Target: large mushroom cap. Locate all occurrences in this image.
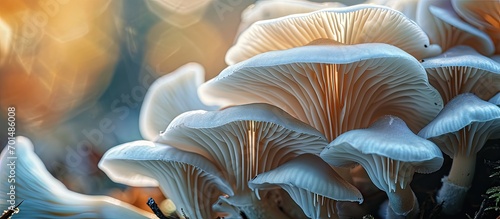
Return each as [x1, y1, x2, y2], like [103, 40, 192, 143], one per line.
[249, 154, 362, 219]
[226, 4, 440, 65]
[139, 62, 217, 140]
[99, 140, 232, 219]
[202, 43, 443, 141]
[157, 103, 327, 200]
[422, 45, 500, 103]
[0, 136, 154, 218]
[321, 115, 443, 192]
[418, 93, 500, 157]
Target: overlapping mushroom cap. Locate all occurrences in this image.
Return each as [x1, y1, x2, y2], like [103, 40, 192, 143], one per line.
[157, 103, 327, 217]
[201, 43, 443, 141]
[226, 4, 440, 65]
[321, 115, 443, 216]
[0, 136, 154, 218]
[416, 0, 494, 55]
[422, 45, 500, 103]
[249, 154, 363, 219]
[99, 140, 232, 219]
[139, 62, 217, 140]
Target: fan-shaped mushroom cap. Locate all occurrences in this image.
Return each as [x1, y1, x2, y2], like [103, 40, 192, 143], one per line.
[99, 140, 232, 219]
[139, 62, 217, 140]
[202, 43, 443, 141]
[490, 93, 500, 105]
[237, 0, 344, 34]
[157, 103, 327, 217]
[416, 0, 494, 55]
[226, 4, 440, 65]
[422, 46, 500, 103]
[0, 136, 154, 218]
[418, 93, 500, 158]
[249, 154, 362, 219]
[451, 0, 500, 53]
[321, 115, 443, 216]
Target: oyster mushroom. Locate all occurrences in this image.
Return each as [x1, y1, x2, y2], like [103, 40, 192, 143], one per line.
[422, 45, 500, 103]
[321, 116, 443, 217]
[139, 62, 217, 140]
[248, 154, 363, 219]
[0, 136, 154, 218]
[157, 103, 328, 218]
[418, 93, 500, 215]
[99, 140, 232, 218]
[226, 4, 441, 65]
[416, 0, 494, 55]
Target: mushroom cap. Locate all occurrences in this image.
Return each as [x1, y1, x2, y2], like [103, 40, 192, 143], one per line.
[422, 46, 500, 103]
[99, 140, 233, 219]
[321, 115, 443, 192]
[237, 0, 344, 35]
[249, 154, 362, 218]
[226, 4, 440, 65]
[418, 93, 500, 157]
[366, 0, 420, 21]
[416, 0, 494, 55]
[490, 93, 500, 105]
[202, 43, 443, 141]
[451, 0, 500, 53]
[139, 62, 217, 140]
[0, 136, 154, 218]
[157, 103, 327, 202]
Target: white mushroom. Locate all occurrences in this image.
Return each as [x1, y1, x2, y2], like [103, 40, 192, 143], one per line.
[157, 103, 328, 218]
[0, 136, 154, 218]
[422, 45, 500, 103]
[418, 93, 500, 215]
[226, 4, 441, 65]
[139, 62, 217, 140]
[416, 0, 494, 55]
[321, 116, 443, 217]
[98, 140, 233, 219]
[248, 154, 363, 219]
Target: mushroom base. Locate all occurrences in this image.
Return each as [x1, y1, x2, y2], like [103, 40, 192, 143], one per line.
[386, 186, 418, 216]
[436, 176, 470, 215]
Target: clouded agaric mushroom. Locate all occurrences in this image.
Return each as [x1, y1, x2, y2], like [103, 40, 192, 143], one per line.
[418, 93, 500, 215]
[451, 0, 500, 53]
[416, 0, 494, 55]
[422, 45, 500, 103]
[237, 0, 344, 35]
[321, 116, 443, 217]
[157, 103, 327, 218]
[248, 154, 363, 219]
[201, 43, 443, 142]
[0, 137, 153, 218]
[139, 62, 217, 140]
[225, 4, 440, 65]
[98, 140, 232, 218]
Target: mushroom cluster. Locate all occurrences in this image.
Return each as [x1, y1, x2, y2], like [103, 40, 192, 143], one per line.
[98, 1, 500, 218]
[4, 0, 500, 218]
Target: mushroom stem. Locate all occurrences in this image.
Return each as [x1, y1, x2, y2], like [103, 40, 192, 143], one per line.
[386, 186, 419, 216]
[436, 154, 476, 215]
[448, 154, 476, 187]
[238, 193, 291, 219]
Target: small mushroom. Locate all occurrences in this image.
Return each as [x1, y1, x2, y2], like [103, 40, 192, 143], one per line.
[157, 103, 327, 218]
[139, 62, 217, 140]
[321, 115, 443, 217]
[418, 93, 500, 215]
[98, 140, 233, 219]
[248, 154, 363, 219]
[0, 136, 154, 218]
[422, 45, 500, 103]
[226, 4, 440, 65]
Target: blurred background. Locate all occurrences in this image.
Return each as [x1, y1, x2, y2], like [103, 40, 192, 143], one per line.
[0, 0, 365, 213]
